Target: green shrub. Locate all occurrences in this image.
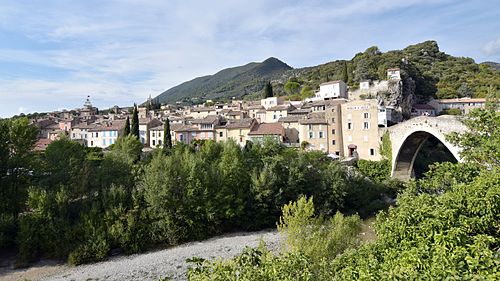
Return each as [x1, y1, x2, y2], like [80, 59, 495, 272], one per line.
[0, 213, 16, 248]
[68, 231, 110, 265]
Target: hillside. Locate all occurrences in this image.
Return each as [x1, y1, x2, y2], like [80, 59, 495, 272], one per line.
[155, 57, 292, 103]
[154, 41, 500, 104]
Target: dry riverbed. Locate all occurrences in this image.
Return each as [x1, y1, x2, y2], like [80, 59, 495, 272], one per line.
[0, 230, 280, 281]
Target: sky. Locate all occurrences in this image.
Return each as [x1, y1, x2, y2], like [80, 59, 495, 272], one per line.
[0, 0, 499, 117]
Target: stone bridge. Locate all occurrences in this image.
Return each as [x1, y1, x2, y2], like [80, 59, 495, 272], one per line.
[386, 115, 467, 181]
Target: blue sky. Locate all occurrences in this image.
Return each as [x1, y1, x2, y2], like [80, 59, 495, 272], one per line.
[0, 0, 499, 117]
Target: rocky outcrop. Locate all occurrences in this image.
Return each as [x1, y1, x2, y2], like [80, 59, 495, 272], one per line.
[376, 77, 415, 121]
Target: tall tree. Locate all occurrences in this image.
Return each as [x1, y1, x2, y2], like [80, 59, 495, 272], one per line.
[123, 116, 130, 136]
[262, 81, 273, 99]
[131, 104, 140, 139]
[342, 61, 349, 83]
[163, 118, 172, 150]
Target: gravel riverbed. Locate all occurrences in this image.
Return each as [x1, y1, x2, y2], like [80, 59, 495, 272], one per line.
[36, 230, 280, 281]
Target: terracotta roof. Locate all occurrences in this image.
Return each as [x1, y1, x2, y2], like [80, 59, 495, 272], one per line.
[174, 125, 198, 132]
[191, 107, 215, 112]
[299, 118, 328, 125]
[278, 116, 304, 122]
[227, 110, 243, 116]
[268, 105, 294, 111]
[288, 108, 311, 115]
[248, 105, 264, 110]
[248, 123, 284, 136]
[89, 120, 126, 132]
[191, 115, 220, 124]
[34, 138, 54, 151]
[225, 118, 256, 129]
[219, 109, 232, 114]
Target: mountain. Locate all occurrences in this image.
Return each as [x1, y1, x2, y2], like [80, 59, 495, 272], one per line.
[154, 41, 500, 104]
[155, 57, 292, 103]
[481, 61, 500, 70]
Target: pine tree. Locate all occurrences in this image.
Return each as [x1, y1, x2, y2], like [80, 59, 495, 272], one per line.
[124, 116, 130, 136]
[131, 104, 140, 139]
[262, 81, 273, 98]
[163, 118, 172, 150]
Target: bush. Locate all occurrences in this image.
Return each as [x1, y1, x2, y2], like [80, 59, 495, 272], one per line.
[356, 159, 390, 183]
[0, 213, 16, 248]
[68, 231, 110, 265]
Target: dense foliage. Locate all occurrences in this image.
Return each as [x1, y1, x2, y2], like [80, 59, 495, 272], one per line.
[0, 122, 393, 266]
[186, 106, 500, 280]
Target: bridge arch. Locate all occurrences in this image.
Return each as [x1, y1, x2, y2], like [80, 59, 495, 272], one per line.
[388, 116, 466, 181]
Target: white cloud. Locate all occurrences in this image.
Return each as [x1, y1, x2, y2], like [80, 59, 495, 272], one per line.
[483, 38, 500, 57]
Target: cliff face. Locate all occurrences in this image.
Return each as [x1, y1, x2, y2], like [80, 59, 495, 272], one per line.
[377, 77, 415, 121]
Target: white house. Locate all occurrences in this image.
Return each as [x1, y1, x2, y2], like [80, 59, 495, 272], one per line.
[311, 81, 348, 100]
[87, 120, 125, 148]
[387, 68, 401, 80]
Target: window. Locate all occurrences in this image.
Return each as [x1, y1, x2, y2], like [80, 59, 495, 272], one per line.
[152, 140, 156, 146]
[332, 140, 336, 145]
[159, 132, 161, 137]
[363, 122, 369, 130]
[331, 129, 336, 135]
[347, 122, 353, 130]
[309, 132, 314, 139]
[84, 134, 87, 139]
[72, 133, 75, 138]
[319, 131, 324, 138]
[308, 124, 313, 130]
[219, 132, 223, 137]
[370, 148, 375, 156]
[335, 151, 340, 156]
[96, 132, 98, 137]
[179, 134, 184, 141]
[102, 139, 106, 146]
[331, 118, 335, 123]
[240, 137, 243, 142]
[152, 132, 155, 137]
[273, 114, 277, 120]
[363, 112, 369, 119]
[159, 140, 162, 145]
[90, 141, 93, 146]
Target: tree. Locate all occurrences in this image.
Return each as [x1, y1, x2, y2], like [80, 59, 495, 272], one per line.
[447, 99, 499, 167]
[163, 118, 172, 150]
[300, 86, 314, 99]
[108, 135, 143, 165]
[131, 104, 140, 139]
[123, 116, 130, 136]
[262, 81, 273, 98]
[284, 80, 300, 96]
[341, 61, 348, 83]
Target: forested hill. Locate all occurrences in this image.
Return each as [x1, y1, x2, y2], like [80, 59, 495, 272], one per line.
[155, 57, 292, 103]
[154, 41, 500, 104]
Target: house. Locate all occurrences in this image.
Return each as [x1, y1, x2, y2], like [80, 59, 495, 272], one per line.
[149, 123, 182, 147]
[33, 138, 54, 152]
[261, 96, 285, 109]
[428, 97, 486, 115]
[88, 120, 126, 148]
[299, 113, 329, 152]
[311, 80, 348, 100]
[247, 105, 264, 119]
[387, 68, 401, 80]
[248, 123, 285, 143]
[189, 107, 217, 119]
[70, 122, 96, 146]
[139, 118, 162, 145]
[411, 104, 436, 117]
[341, 100, 381, 160]
[215, 118, 258, 146]
[265, 104, 294, 123]
[174, 115, 221, 144]
[279, 115, 304, 145]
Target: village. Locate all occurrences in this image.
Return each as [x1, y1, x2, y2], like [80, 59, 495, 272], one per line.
[31, 68, 486, 161]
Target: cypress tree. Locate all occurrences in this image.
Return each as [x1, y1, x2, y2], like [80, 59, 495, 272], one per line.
[131, 104, 140, 139]
[342, 61, 349, 83]
[262, 81, 273, 98]
[163, 118, 172, 150]
[124, 116, 130, 136]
